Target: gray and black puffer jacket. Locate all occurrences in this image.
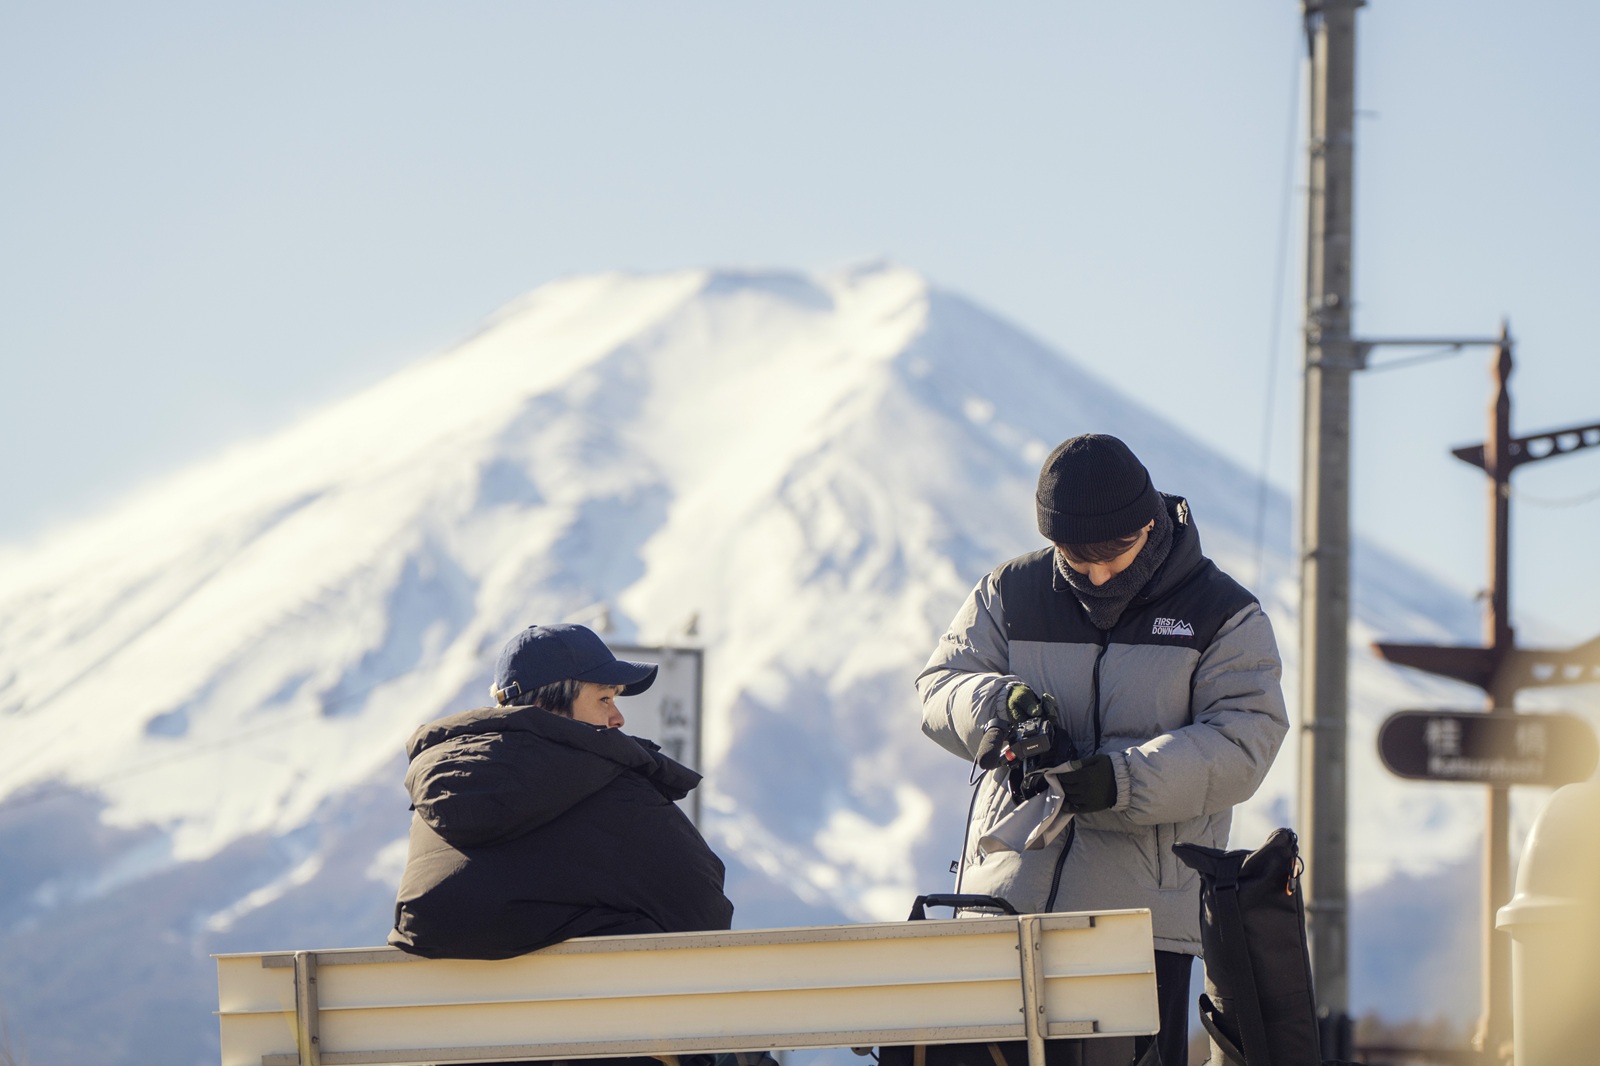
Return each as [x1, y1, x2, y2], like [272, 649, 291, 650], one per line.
[388, 704, 733, 959]
[917, 496, 1288, 955]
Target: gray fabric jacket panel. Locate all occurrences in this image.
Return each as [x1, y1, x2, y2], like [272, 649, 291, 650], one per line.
[917, 496, 1288, 954]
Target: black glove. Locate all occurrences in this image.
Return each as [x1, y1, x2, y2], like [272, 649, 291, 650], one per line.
[1006, 682, 1057, 722]
[1055, 754, 1117, 813]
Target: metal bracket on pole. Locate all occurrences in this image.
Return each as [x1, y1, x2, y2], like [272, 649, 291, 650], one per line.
[1307, 336, 1501, 373]
[1354, 336, 1503, 350]
[1352, 336, 1504, 374]
[292, 950, 322, 1066]
[1016, 917, 1047, 1066]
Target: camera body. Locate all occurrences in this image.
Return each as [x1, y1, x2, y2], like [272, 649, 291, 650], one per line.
[990, 684, 1072, 803]
[1003, 705, 1063, 803]
[1007, 715, 1055, 760]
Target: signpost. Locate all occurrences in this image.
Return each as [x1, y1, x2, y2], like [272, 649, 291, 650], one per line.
[1377, 710, 1598, 788]
[611, 644, 704, 824]
[1370, 338, 1600, 1061]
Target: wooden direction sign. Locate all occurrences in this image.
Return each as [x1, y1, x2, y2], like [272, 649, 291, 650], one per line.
[1378, 710, 1598, 787]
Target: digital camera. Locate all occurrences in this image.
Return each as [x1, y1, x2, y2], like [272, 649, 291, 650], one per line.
[1007, 715, 1055, 761]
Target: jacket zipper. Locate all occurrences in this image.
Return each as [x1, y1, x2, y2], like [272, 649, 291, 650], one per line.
[1089, 628, 1111, 755]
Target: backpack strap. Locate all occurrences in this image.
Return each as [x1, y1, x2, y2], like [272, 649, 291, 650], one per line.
[1209, 863, 1273, 1066]
[1197, 993, 1245, 1065]
[906, 894, 1019, 920]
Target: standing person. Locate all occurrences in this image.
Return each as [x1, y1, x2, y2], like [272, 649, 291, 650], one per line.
[917, 434, 1288, 1066]
[390, 623, 733, 960]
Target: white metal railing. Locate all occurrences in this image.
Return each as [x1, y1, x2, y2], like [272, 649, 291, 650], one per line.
[215, 909, 1158, 1066]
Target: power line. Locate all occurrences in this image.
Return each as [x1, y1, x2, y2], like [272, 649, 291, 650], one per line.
[1252, 34, 1306, 591]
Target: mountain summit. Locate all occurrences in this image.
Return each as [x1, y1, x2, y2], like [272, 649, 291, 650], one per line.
[0, 264, 1490, 1063]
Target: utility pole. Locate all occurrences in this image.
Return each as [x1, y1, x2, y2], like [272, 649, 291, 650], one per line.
[1481, 327, 1516, 1062]
[1298, 0, 1360, 1040]
[1296, 5, 1499, 1042]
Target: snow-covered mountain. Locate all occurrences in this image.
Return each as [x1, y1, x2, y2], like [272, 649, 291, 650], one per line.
[0, 264, 1535, 1063]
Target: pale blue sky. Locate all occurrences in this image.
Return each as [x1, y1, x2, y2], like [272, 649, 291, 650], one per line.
[4, 1, 1599, 649]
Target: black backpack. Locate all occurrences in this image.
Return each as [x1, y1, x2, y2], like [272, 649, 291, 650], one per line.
[1173, 829, 1358, 1066]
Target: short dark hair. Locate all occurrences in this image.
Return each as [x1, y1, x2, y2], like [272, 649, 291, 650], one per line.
[510, 677, 583, 716]
[1058, 530, 1145, 565]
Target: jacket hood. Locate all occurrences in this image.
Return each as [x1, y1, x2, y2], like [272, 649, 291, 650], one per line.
[403, 705, 702, 848]
[1136, 494, 1207, 603]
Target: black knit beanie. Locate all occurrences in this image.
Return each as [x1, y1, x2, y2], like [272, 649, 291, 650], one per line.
[1035, 434, 1162, 544]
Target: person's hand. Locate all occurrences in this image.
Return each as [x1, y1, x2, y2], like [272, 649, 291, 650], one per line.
[1056, 754, 1117, 812]
[1006, 683, 1058, 722]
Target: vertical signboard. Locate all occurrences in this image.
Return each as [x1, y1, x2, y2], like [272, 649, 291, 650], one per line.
[611, 644, 704, 824]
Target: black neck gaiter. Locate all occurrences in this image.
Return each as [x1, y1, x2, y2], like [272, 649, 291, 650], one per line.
[1057, 505, 1174, 630]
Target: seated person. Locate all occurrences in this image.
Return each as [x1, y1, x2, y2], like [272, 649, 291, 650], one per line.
[389, 623, 734, 959]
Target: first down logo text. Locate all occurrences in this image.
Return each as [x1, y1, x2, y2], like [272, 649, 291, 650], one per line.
[1152, 617, 1194, 638]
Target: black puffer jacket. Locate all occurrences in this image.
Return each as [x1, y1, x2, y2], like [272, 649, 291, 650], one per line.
[388, 704, 733, 959]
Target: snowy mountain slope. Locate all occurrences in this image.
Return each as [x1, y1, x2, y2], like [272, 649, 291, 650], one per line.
[0, 263, 1553, 1064]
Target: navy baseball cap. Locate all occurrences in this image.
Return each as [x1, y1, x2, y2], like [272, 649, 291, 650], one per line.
[491, 624, 658, 706]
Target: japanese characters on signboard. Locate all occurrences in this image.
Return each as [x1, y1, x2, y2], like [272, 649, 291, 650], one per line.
[1378, 710, 1598, 787]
